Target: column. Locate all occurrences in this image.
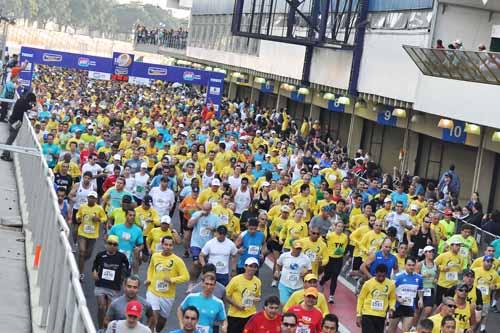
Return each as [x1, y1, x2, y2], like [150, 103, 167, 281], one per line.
[346, 104, 364, 156]
[309, 104, 321, 122]
[228, 81, 237, 100]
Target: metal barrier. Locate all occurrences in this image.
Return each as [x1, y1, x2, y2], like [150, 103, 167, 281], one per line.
[13, 114, 96, 333]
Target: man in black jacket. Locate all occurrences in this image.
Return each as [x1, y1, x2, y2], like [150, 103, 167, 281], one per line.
[1, 92, 36, 161]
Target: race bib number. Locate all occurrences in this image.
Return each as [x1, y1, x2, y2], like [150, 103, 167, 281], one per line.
[445, 271, 458, 281]
[296, 325, 311, 333]
[215, 261, 227, 271]
[101, 269, 116, 281]
[371, 299, 384, 311]
[121, 232, 131, 241]
[220, 215, 229, 224]
[242, 295, 254, 307]
[459, 247, 469, 257]
[288, 272, 299, 282]
[196, 325, 210, 333]
[478, 284, 489, 296]
[156, 280, 169, 292]
[248, 245, 260, 255]
[83, 224, 95, 234]
[424, 288, 432, 297]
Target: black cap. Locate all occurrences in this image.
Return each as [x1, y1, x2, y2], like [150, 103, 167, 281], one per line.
[143, 195, 153, 206]
[122, 195, 132, 203]
[463, 269, 475, 277]
[216, 225, 228, 234]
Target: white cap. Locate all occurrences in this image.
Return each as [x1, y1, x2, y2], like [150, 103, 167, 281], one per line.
[313, 164, 320, 169]
[277, 165, 284, 170]
[423, 245, 434, 253]
[160, 215, 171, 224]
[88, 125, 94, 130]
[113, 154, 121, 161]
[256, 130, 262, 134]
[410, 204, 419, 211]
[245, 257, 259, 266]
[87, 191, 98, 198]
[265, 154, 271, 158]
[281, 205, 291, 212]
[178, 123, 185, 128]
[384, 197, 392, 203]
[255, 161, 262, 165]
[454, 39, 462, 45]
[261, 181, 271, 188]
[140, 162, 148, 169]
[86, 119, 92, 124]
[181, 131, 189, 136]
[211, 179, 221, 186]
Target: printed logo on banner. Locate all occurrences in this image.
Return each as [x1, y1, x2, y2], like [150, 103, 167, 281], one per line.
[78, 57, 90, 67]
[442, 120, 467, 144]
[147, 67, 168, 76]
[209, 86, 221, 96]
[115, 53, 133, 67]
[21, 52, 34, 58]
[290, 91, 305, 103]
[210, 78, 222, 83]
[42, 53, 63, 62]
[327, 100, 345, 113]
[182, 71, 201, 81]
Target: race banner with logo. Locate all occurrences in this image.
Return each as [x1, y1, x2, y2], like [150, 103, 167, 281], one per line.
[112, 52, 134, 76]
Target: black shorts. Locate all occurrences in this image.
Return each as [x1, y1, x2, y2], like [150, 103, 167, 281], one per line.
[393, 305, 415, 318]
[361, 315, 385, 333]
[267, 239, 282, 253]
[352, 256, 363, 271]
[423, 288, 436, 307]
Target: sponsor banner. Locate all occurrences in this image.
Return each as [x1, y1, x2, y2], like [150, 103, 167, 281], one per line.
[112, 52, 134, 76]
[88, 71, 111, 81]
[128, 76, 151, 86]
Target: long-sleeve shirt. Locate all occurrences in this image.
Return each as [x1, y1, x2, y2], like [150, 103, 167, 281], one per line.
[357, 277, 396, 318]
[146, 252, 189, 298]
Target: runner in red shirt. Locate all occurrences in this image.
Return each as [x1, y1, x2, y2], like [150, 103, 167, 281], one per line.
[243, 296, 282, 333]
[287, 287, 323, 333]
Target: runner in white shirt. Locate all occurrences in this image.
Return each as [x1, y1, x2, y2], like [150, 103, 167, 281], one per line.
[149, 177, 175, 217]
[227, 165, 243, 192]
[233, 177, 252, 216]
[385, 201, 414, 243]
[275, 240, 312, 304]
[133, 162, 150, 202]
[81, 155, 104, 188]
[199, 225, 238, 286]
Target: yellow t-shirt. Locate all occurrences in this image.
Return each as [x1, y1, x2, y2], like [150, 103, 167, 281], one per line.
[146, 252, 190, 298]
[473, 267, 500, 304]
[197, 188, 223, 205]
[280, 221, 308, 250]
[356, 277, 396, 318]
[283, 289, 329, 315]
[359, 230, 386, 260]
[298, 237, 328, 275]
[211, 204, 233, 227]
[226, 274, 262, 318]
[135, 206, 160, 235]
[325, 231, 349, 259]
[76, 204, 107, 239]
[453, 301, 472, 332]
[269, 216, 293, 239]
[434, 251, 464, 288]
[350, 225, 371, 257]
[147, 227, 174, 254]
[428, 314, 444, 333]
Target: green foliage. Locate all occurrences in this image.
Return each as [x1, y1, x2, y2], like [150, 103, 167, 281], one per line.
[0, 0, 187, 36]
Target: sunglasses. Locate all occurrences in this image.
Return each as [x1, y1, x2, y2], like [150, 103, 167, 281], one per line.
[282, 323, 296, 327]
[107, 242, 118, 246]
[310, 232, 320, 235]
[446, 304, 457, 308]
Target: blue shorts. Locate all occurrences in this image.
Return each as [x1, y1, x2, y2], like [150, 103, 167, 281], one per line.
[190, 246, 202, 261]
[216, 273, 230, 286]
[278, 282, 299, 304]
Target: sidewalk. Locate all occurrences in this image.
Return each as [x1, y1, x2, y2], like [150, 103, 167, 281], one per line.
[0, 122, 31, 332]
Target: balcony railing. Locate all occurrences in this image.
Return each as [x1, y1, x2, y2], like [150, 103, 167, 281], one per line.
[403, 45, 500, 85]
[135, 32, 188, 50]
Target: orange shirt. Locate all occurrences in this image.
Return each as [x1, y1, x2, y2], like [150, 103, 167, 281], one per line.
[179, 195, 198, 220]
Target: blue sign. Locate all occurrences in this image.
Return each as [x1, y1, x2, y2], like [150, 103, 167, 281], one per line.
[260, 81, 274, 93]
[377, 109, 397, 126]
[112, 52, 134, 75]
[442, 120, 467, 143]
[327, 100, 345, 113]
[290, 91, 305, 103]
[18, 46, 225, 113]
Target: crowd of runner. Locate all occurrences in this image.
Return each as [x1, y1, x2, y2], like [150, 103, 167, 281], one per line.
[2, 61, 500, 333]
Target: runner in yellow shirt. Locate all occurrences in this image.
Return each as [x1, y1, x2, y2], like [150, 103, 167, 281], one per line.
[197, 179, 223, 206]
[298, 227, 328, 276]
[145, 235, 189, 332]
[76, 191, 107, 278]
[434, 238, 464, 303]
[279, 208, 309, 250]
[283, 274, 329, 315]
[473, 256, 500, 332]
[146, 216, 181, 255]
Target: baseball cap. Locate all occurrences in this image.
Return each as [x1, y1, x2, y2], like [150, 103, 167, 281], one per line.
[160, 215, 171, 224]
[293, 240, 303, 249]
[313, 165, 320, 169]
[448, 235, 463, 245]
[384, 197, 392, 203]
[87, 191, 98, 198]
[261, 181, 271, 188]
[484, 255, 494, 262]
[255, 161, 262, 165]
[126, 300, 142, 318]
[281, 205, 291, 212]
[463, 269, 475, 277]
[304, 287, 318, 298]
[256, 130, 262, 134]
[143, 195, 153, 206]
[423, 245, 434, 253]
[410, 204, 419, 211]
[113, 154, 121, 161]
[107, 235, 119, 244]
[211, 179, 221, 186]
[244, 257, 259, 266]
[216, 225, 228, 234]
[456, 282, 468, 290]
[140, 162, 148, 169]
[304, 274, 318, 282]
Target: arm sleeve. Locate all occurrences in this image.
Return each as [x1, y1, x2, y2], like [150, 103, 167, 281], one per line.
[170, 258, 190, 284]
[356, 282, 368, 315]
[389, 283, 397, 310]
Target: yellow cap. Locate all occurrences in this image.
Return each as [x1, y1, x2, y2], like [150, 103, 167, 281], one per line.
[107, 235, 119, 244]
[304, 287, 318, 298]
[304, 273, 318, 282]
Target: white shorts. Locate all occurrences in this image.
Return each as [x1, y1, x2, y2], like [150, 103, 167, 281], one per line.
[146, 291, 174, 319]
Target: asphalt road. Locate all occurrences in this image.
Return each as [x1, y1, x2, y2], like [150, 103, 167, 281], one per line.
[80, 210, 278, 333]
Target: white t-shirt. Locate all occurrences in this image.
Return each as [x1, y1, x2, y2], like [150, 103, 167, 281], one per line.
[234, 187, 252, 214]
[149, 187, 175, 217]
[133, 172, 150, 199]
[277, 252, 312, 289]
[228, 175, 242, 192]
[81, 162, 103, 187]
[386, 212, 413, 242]
[105, 320, 151, 333]
[201, 237, 238, 275]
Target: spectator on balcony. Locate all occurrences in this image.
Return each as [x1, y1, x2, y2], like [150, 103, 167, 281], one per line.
[482, 210, 500, 236]
[438, 165, 460, 198]
[436, 39, 445, 49]
[478, 44, 487, 52]
[453, 39, 463, 50]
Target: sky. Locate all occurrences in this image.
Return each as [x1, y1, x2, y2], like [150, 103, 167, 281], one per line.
[115, 0, 191, 18]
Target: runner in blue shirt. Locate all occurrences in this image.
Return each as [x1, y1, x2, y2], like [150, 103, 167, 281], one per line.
[387, 256, 423, 333]
[108, 209, 143, 274]
[178, 274, 227, 333]
[236, 218, 265, 274]
[170, 305, 204, 333]
[42, 133, 61, 168]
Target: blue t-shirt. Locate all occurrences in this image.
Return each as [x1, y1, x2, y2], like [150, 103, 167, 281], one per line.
[108, 223, 143, 262]
[69, 123, 86, 133]
[180, 292, 226, 333]
[237, 230, 265, 268]
[391, 192, 409, 209]
[394, 271, 423, 309]
[0, 81, 15, 99]
[105, 188, 134, 214]
[42, 143, 61, 168]
[190, 212, 221, 249]
[491, 239, 500, 259]
[369, 251, 397, 277]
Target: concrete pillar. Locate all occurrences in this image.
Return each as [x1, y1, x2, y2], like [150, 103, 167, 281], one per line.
[476, 149, 495, 208]
[309, 104, 321, 122]
[228, 81, 237, 100]
[347, 104, 364, 156]
[405, 131, 420, 175]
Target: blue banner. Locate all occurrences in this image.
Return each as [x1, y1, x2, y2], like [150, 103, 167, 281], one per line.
[260, 81, 274, 94]
[442, 120, 467, 144]
[112, 52, 134, 75]
[20, 47, 111, 72]
[327, 100, 345, 113]
[290, 91, 305, 103]
[377, 109, 397, 127]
